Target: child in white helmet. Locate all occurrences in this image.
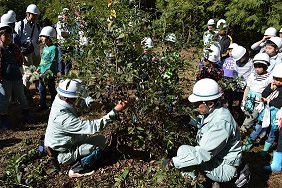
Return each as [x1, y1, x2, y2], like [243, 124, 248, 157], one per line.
[231, 45, 254, 117]
[1, 12, 21, 47]
[251, 27, 277, 53]
[0, 24, 33, 130]
[240, 53, 272, 136]
[36, 26, 59, 111]
[196, 44, 223, 82]
[222, 43, 238, 111]
[242, 64, 282, 156]
[265, 36, 282, 73]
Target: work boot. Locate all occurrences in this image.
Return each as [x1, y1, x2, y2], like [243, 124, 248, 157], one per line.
[68, 160, 94, 178]
[263, 150, 282, 172]
[0, 114, 9, 130]
[259, 141, 272, 157]
[242, 137, 254, 151]
[22, 109, 34, 123]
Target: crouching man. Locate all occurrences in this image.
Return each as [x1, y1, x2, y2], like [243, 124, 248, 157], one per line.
[44, 78, 128, 178]
[165, 78, 244, 187]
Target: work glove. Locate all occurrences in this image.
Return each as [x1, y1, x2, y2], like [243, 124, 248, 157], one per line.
[238, 81, 246, 90]
[0, 83, 5, 96]
[240, 101, 246, 112]
[255, 102, 264, 113]
[84, 96, 94, 107]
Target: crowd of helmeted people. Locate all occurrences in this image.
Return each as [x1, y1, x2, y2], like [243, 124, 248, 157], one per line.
[2, 4, 282, 187]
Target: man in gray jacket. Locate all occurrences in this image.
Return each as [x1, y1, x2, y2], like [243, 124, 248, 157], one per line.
[44, 78, 128, 178]
[165, 78, 242, 186]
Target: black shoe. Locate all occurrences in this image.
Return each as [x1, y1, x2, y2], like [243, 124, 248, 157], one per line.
[68, 161, 94, 178]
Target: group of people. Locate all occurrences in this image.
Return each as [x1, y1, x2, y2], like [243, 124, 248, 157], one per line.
[182, 18, 282, 187]
[2, 4, 282, 187]
[0, 4, 88, 130]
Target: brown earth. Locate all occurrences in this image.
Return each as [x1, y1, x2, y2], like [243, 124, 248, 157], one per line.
[0, 49, 282, 187]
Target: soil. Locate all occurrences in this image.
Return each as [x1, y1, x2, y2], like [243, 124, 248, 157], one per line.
[1, 49, 282, 187]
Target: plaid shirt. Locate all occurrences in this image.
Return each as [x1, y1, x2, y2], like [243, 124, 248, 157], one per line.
[0, 43, 23, 82]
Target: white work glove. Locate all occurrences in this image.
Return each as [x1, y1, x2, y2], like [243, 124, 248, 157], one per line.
[276, 108, 282, 120]
[238, 81, 246, 89]
[84, 96, 94, 107]
[0, 83, 5, 96]
[255, 102, 264, 113]
[240, 101, 246, 112]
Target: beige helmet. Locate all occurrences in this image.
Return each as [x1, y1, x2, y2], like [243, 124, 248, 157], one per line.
[188, 78, 222, 103]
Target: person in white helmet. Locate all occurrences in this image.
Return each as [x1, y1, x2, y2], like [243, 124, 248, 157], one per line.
[242, 64, 282, 155]
[35, 26, 59, 111]
[0, 23, 33, 130]
[251, 27, 277, 53]
[14, 4, 41, 90]
[214, 19, 232, 62]
[240, 53, 272, 137]
[44, 78, 128, 177]
[231, 45, 253, 117]
[136, 37, 155, 83]
[265, 36, 282, 73]
[222, 43, 239, 111]
[163, 78, 244, 187]
[203, 19, 217, 46]
[196, 44, 223, 82]
[278, 28, 282, 59]
[1, 12, 21, 47]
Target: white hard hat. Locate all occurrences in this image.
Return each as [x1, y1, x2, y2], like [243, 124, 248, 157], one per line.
[1, 13, 16, 24]
[39, 26, 56, 38]
[268, 36, 282, 49]
[232, 45, 246, 61]
[228, 43, 238, 49]
[165, 33, 177, 43]
[204, 44, 220, 62]
[62, 8, 69, 13]
[217, 19, 227, 29]
[253, 53, 270, 66]
[57, 79, 83, 98]
[141, 37, 153, 49]
[7, 10, 16, 18]
[188, 78, 223, 103]
[264, 27, 277, 36]
[58, 15, 63, 20]
[272, 64, 282, 78]
[280, 28, 282, 33]
[26, 4, 40, 15]
[0, 23, 12, 32]
[207, 19, 215, 25]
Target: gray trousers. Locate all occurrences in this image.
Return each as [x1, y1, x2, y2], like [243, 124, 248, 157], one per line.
[57, 135, 107, 165]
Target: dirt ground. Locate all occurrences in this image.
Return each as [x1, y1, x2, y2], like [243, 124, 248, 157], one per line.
[1, 50, 282, 187]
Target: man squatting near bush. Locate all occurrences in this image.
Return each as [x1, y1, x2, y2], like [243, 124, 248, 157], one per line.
[163, 78, 249, 187]
[44, 78, 128, 178]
